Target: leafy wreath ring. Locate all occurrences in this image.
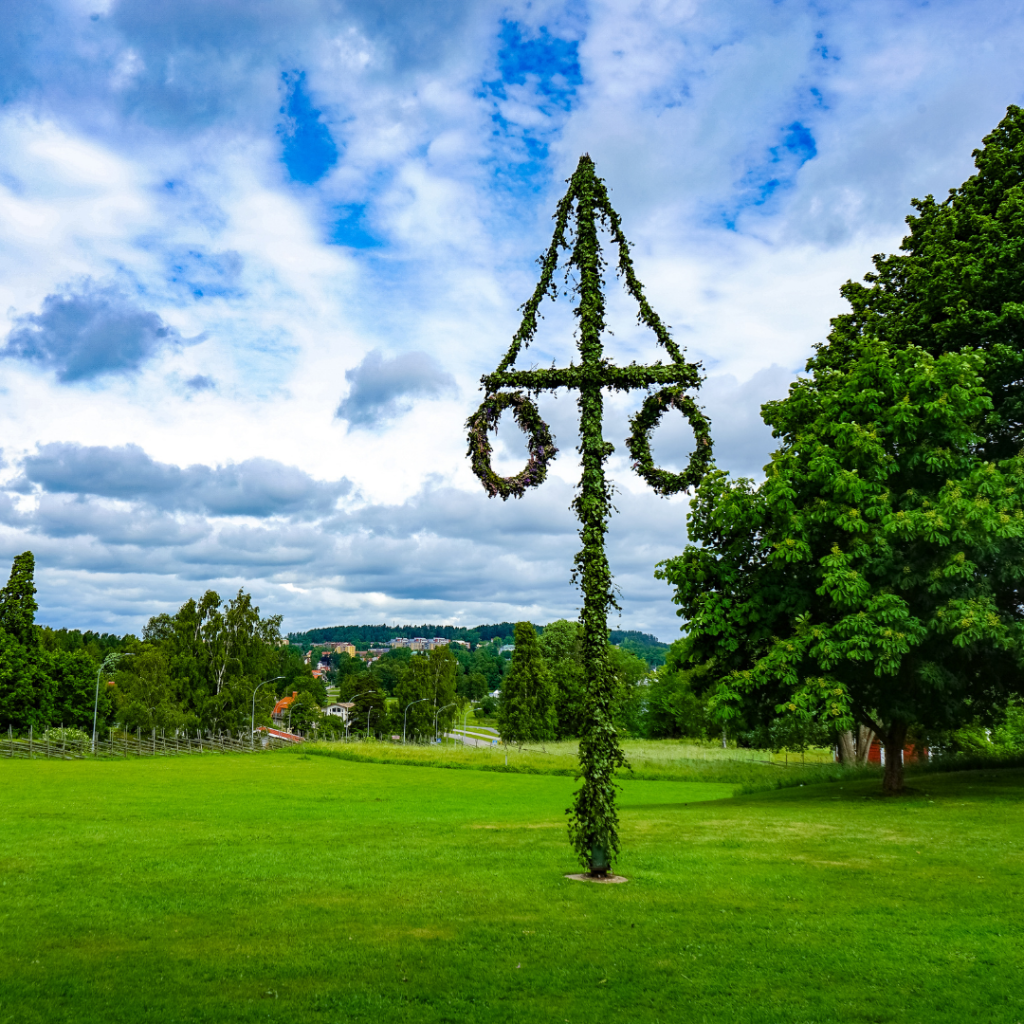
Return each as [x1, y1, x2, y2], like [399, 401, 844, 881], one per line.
[466, 391, 559, 501]
[625, 386, 713, 496]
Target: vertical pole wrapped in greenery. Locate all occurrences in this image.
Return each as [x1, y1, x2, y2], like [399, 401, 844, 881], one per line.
[467, 156, 712, 873]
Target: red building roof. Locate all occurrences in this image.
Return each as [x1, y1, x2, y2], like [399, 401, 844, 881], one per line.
[273, 691, 299, 717]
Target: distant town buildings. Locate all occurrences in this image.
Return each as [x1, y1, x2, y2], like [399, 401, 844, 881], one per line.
[294, 636, 472, 664]
[387, 637, 453, 652]
[319, 642, 357, 657]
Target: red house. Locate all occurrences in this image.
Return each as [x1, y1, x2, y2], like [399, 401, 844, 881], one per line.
[866, 741, 928, 765]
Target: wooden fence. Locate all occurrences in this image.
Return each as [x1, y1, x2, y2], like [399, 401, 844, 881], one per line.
[2, 725, 291, 760]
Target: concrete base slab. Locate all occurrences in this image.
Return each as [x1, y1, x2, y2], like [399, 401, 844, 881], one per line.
[564, 873, 628, 884]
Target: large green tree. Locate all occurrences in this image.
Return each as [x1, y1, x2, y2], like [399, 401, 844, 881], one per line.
[538, 619, 586, 739]
[142, 589, 284, 731]
[659, 338, 1024, 793]
[393, 647, 459, 740]
[498, 622, 557, 745]
[111, 648, 189, 733]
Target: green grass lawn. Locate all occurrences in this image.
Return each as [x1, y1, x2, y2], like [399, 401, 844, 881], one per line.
[302, 736, 852, 788]
[2, 753, 1022, 1023]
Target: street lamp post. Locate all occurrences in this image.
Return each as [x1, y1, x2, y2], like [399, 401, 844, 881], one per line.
[434, 702, 457, 743]
[344, 690, 375, 740]
[92, 653, 127, 753]
[251, 676, 286, 738]
[403, 698, 429, 744]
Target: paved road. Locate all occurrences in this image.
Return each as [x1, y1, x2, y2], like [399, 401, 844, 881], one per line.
[447, 729, 500, 748]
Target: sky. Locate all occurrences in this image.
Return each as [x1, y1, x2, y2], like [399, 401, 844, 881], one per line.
[2, 0, 1024, 642]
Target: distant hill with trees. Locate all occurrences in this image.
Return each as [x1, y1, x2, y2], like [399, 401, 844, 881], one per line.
[289, 622, 670, 666]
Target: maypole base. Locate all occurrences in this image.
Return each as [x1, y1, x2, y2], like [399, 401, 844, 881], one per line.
[564, 873, 628, 884]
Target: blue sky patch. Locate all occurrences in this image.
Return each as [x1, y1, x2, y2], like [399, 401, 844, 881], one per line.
[716, 121, 819, 229]
[778, 121, 817, 165]
[481, 21, 584, 194]
[493, 21, 582, 110]
[278, 72, 339, 186]
[329, 204, 379, 249]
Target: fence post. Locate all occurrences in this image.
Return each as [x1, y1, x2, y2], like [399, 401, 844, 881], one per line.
[8, 724, 12, 759]
[29, 724, 33, 759]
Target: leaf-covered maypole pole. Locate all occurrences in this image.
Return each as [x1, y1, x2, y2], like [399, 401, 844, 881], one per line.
[467, 155, 712, 875]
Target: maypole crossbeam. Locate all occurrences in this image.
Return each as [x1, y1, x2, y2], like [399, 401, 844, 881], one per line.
[467, 155, 712, 875]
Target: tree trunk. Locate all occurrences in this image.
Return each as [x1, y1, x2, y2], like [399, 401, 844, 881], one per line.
[836, 730, 856, 764]
[882, 722, 908, 795]
[856, 725, 876, 765]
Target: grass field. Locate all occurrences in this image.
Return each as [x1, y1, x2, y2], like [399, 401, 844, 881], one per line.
[2, 750, 1022, 1023]
[303, 736, 854, 790]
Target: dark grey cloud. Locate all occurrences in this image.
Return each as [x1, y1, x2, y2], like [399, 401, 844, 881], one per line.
[29, 494, 210, 548]
[3, 279, 194, 382]
[0, 461, 687, 638]
[336, 350, 458, 427]
[20, 442, 350, 518]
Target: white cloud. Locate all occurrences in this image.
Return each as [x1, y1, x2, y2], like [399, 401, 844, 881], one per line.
[0, 0, 1022, 640]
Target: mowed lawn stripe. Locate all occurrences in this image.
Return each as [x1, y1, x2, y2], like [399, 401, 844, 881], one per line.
[1, 755, 1021, 1023]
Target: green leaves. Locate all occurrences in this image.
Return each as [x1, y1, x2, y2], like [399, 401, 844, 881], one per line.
[465, 391, 558, 500]
[828, 105, 1024, 461]
[724, 103, 1024, 782]
[469, 154, 711, 872]
[0, 552, 39, 650]
[665, 331, 1024, 788]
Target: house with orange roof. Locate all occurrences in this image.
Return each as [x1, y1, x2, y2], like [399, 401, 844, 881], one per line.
[273, 692, 299, 724]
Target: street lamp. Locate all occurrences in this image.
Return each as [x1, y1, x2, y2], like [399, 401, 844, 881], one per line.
[434, 702, 457, 743]
[366, 703, 380, 739]
[251, 676, 286, 737]
[403, 698, 429, 744]
[344, 690, 375, 740]
[93, 653, 128, 753]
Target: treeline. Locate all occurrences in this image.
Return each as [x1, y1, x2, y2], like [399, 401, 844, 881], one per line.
[324, 620, 653, 740]
[290, 623, 515, 646]
[292, 622, 670, 666]
[0, 552, 314, 736]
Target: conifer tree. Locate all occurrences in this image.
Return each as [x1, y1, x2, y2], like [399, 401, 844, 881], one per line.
[0, 551, 38, 649]
[498, 622, 557, 745]
[0, 551, 52, 731]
